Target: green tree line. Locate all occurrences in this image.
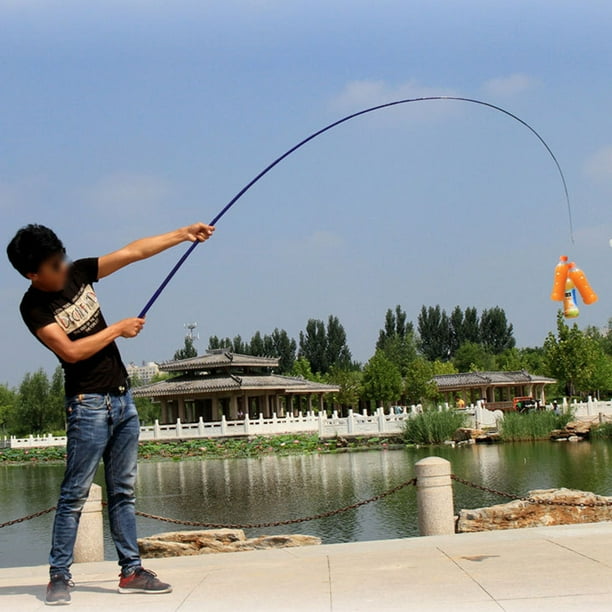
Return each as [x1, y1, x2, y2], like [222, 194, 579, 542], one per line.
[5, 304, 612, 436]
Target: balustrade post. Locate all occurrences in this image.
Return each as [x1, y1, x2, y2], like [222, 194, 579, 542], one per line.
[74, 484, 104, 563]
[415, 457, 455, 536]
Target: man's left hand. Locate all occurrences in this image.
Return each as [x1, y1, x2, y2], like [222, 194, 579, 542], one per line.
[185, 223, 215, 242]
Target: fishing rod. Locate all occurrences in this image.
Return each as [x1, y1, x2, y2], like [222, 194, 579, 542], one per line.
[138, 96, 574, 318]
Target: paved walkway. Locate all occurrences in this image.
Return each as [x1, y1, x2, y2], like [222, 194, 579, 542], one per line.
[3, 522, 612, 611]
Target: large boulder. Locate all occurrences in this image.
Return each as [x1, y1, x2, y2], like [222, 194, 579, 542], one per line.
[551, 420, 592, 441]
[457, 488, 612, 533]
[138, 529, 321, 558]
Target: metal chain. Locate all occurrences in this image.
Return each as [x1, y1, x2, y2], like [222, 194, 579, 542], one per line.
[133, 478, 417, 529]
[0, 505, 56, 529]
[6, 472, 612, 531]
[0, 479, 416, 530]
[451, 474, 612, 508]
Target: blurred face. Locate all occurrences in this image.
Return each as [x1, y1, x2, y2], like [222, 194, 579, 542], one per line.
[27, 253, 69, 292]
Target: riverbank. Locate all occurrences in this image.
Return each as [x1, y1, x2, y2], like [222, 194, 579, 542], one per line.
[4, 522, 612, 611]
[0, 433, 405, 465]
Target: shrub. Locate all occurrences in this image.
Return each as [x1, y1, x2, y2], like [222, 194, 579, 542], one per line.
[499, 410, 573, 442]
[403, 408, 467, 445]
[590, 423, 612, 439]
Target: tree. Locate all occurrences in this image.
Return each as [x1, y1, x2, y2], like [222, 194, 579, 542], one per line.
[249, 331, 265, 356]
[418, 305, 451, 361]
[291, 357, 320, 381]
[361, 350, 402, 407]
[0, 384, 17, 435]
[173, 336, 198, 360]
[404, 358, 436, 405]
[462, 307, 480, 344]
[325, 315, 352, 371]
[453, 342, 495, 372]
[48, 366, 65, 429]
[209, 328, 297, 372]
[328, 366, 362, 410]
[376, 305, 417, 375]
[267, 328, 297, 374]
[479, 306, 515, 354]
[14, 369, 58, 435]
[449, 305, 465, 356]
[404, 358, 458, 405]
[544, 313, 609, 397]
[299, 319, 328, 373]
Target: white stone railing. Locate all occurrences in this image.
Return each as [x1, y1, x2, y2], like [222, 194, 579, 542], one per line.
[138, 407, 412, 441]
[0, 433, 68, 449]
[0, 402, 518, 449]
[1, 407, 417, 448]
[568, 397, 612, 418]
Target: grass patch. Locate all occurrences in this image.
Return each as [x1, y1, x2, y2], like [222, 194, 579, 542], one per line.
[499, 411, 574, 442]
[0, 434, 402, 464]
[590, 423, 612, 439]
[402, 408, 467, 445]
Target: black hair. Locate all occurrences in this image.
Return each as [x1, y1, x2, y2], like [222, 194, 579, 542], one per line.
[6, 224, 66, 277]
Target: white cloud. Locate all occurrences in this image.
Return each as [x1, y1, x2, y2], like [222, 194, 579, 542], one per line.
[329, 79, 457, 119]
[584, 146, 612, 184]
[482, 73, 535, 97]
[84, 173, 172, 216]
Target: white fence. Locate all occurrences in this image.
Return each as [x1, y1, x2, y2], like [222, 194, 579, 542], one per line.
[1, 403, 505, 449]
[140, 407, 412, 441]
[569, 397, 612, 419]
[8, 398, 606, 450]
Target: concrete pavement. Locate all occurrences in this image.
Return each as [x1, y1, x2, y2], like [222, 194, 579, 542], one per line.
[3, 522, 612, 611]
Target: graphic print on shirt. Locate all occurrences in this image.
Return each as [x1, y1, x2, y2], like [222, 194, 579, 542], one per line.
[53, 284, 101, 336]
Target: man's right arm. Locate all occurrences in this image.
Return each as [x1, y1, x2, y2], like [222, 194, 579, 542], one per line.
[36, 318, 145, 364]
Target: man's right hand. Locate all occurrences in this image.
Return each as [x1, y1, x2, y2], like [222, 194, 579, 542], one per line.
[116, 317, 146, 338]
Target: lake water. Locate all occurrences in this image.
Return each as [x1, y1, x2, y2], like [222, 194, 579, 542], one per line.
[2, 441, 612, 568]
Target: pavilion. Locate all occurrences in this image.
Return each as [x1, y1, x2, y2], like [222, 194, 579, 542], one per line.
[431, 370, 556, 410]
[131, 349, 339, 424]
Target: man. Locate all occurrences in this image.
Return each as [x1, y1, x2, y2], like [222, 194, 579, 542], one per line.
[6, 222, 214, 606]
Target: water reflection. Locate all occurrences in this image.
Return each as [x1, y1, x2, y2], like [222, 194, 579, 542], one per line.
[3, 441, 612, 568]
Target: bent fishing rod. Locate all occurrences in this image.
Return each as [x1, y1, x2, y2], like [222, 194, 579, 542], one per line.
[138, 96, 574, 318]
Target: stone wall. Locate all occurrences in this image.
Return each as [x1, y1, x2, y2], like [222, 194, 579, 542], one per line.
[457, 488, 612, 532]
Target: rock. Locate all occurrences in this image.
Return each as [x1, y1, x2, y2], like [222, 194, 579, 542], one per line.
[550, 421, 592, 441]
[475, 432, 501, 444]
[138, 529, 321, 558]
[457, 488, 612, 533]
[245, 535, 321, 549]
[453, 428, 484, 443]
[138, 540, 199, 558]
[443, 440, 455, 447]
[336, 436, 349, 448]
[146, 529, 246, 544]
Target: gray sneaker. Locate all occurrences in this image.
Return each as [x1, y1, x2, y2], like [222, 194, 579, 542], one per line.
[118, 567, 172, 594]
[45, 574, 74, 606]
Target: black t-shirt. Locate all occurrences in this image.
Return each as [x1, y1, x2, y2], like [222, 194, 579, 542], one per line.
[19, 258, 127, 397]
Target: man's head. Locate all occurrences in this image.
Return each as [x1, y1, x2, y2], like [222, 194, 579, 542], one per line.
[7, 224, 68, 291]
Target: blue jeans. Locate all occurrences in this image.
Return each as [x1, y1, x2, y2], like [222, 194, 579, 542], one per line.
[49, 391, 141, 578]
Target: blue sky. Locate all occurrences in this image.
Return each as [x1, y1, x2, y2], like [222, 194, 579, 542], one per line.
[1, 0, 612, 385]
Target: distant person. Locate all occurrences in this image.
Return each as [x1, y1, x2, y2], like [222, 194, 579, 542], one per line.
[456, 397, 466, 409]
[7, 222, 214, 605]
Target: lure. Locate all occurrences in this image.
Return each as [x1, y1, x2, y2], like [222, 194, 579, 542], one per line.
[138, 96, 575, 318]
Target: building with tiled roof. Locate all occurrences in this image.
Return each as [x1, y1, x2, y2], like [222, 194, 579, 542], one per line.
[132, 350, 339, 424]
[431, 370, 556, 410]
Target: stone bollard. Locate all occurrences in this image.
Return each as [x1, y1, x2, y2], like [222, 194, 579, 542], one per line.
[74, 483, 104, 563]
[415, 457, 455, 536]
